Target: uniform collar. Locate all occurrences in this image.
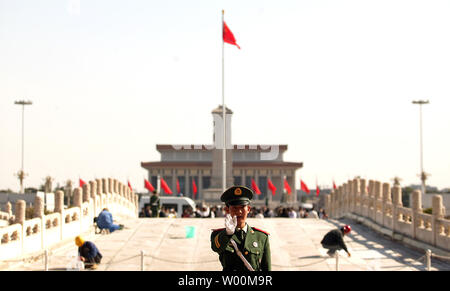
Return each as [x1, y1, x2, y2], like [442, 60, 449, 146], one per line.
[236, 224, 248, 233]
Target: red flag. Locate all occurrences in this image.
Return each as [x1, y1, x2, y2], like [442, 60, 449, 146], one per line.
[127, 180, 133, 191]
[160, 177, 173, 195]
[144, 179, 155, 192]
[283, 178, 292, 195]
[79, 178, 86, 187]
[223, 21, 240, 49]
[316, 185, 320, 197]
[176, 178, 181, 194]
[267, 179, 277, 196]
[333, 180, 337, 190]
[192, 178, 198, 199]
[301, 179, 310, 194]
[251, 179, 261, 195]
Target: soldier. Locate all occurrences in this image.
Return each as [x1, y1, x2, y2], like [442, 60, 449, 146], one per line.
[211, 186, 271, 271]
[150, 190, 161, 217]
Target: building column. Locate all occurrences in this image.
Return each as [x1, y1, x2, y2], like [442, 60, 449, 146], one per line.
[185, 170, 189, 198]
[198, 170, 203, 201]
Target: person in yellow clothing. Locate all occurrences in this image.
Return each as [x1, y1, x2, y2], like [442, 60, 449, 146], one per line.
[75, 236, 103, 270]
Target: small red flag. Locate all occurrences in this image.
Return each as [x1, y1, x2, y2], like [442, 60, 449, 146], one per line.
[79, 178, 86, 187]
[301, 179, 310, 194]
[251, 179, 261, 195]
[268, 179, 277, 196]
[192, 178, 198, 199]
[223, 21, 240, 49]
[283, 178, 292, 195]
[127, 180, 133, 191]
[160, 177, 173, 195]
[144, 179, 155, 192]
[333, 180, 337, 190]
[316, 185, 320, 197]
[176, 178, 181, 194]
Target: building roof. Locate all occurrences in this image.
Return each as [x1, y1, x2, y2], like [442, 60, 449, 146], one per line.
[141, 161, 302, 169]
[156, 144, 288, 152]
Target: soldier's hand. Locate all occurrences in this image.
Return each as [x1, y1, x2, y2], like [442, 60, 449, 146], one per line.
[225, 214, 237, 235]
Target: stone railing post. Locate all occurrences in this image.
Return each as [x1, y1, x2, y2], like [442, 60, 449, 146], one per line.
[411, 190, 422, 239]
[392, 185, 403, 234]
[108, 178, 113, 194]
[432, 195, 444, 246]
[342, 183, 347, 215]
[102, 178, 108, 195]
[82, 183, 90, 203]
[360, 179, 367, 217]
[33, 196, 44, 218]
[374, 181, 382, 222]
[5, 201, 12, 216]
[54, 190, 64, 213]
[368, 180, 375, 220]
[73, 187, 82, 207]
[14, 200, 26, 225]
[353, 178, 360, 215]
[90, 180, 97, 214]
[96, 179, 103, 195]
[113, 179, 118, 194]
[382, 182, 391, 227]
[349, 179, 354, 213]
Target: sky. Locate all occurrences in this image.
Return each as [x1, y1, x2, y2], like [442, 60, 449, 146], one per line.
[1, 0, 450, 193]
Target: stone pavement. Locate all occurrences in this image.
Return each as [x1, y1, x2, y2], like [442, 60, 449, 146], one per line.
[6, 217, 450, 271]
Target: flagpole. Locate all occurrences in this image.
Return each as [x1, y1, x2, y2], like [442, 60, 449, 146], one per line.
[222, 9, 226, 193]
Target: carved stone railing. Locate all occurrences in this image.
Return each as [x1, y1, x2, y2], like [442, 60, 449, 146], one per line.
[0, 178, 138, 262]
[325, 178, 450, 252]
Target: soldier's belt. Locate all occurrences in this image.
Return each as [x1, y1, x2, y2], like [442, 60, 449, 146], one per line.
[230, 239, 254, 271]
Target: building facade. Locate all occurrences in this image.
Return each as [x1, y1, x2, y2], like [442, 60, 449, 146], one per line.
[141, 106, 303, 206]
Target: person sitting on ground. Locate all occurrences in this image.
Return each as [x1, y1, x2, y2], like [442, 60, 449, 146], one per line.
[320, 225, 352, 257]
[75, 236, 103, 270]
[97, 208, 123, 233]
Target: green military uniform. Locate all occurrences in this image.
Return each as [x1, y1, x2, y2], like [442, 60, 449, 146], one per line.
[150, 191, 160, 217]
[210, 186, 271, 271]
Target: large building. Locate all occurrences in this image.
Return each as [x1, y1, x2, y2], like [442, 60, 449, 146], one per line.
[141, 106, 303, 206]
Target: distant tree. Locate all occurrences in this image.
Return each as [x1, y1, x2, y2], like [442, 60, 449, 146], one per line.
[25, 187, 38, 194]
[0, 189, 14, 193]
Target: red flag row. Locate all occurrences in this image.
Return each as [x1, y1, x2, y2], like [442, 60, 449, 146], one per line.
[79, 176, 332, 198]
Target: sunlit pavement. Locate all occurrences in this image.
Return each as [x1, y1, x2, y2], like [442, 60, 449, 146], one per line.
[7, 217, 450, 271]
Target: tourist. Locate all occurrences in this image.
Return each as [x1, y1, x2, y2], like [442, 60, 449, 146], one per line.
[320, 225, 352, 257]
[97, 208, 123, 233]
[75, 236, 102, 270]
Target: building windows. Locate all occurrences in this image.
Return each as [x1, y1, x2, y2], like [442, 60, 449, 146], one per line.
[257, 176, 268, 201]
[234, 176, 242, 185]
[202, 176, 211, 189]
[177, 176, 185, 195]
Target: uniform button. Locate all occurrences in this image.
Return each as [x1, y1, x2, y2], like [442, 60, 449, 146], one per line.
[256, 252, 259, 255]
[244, 251, 248, 255]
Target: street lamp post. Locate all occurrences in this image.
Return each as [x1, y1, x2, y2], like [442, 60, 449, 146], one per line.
[14, 100, 33, 193]
[412, 99, 429, 196]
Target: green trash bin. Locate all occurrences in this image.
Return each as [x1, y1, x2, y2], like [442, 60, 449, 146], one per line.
[185, 226, 196, 238]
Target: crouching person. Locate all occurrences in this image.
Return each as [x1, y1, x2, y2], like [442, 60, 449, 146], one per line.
[75, 236, 103, 270]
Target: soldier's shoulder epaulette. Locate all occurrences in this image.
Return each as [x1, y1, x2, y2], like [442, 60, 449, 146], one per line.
[211, 228, 225, 233]
[252, 227, 269, 235]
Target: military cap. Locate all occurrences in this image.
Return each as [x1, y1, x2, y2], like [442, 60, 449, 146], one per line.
[220, 186, 253, 206]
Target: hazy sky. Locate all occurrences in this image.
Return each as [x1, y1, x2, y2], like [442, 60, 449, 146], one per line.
[1, 0, 449, 193]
